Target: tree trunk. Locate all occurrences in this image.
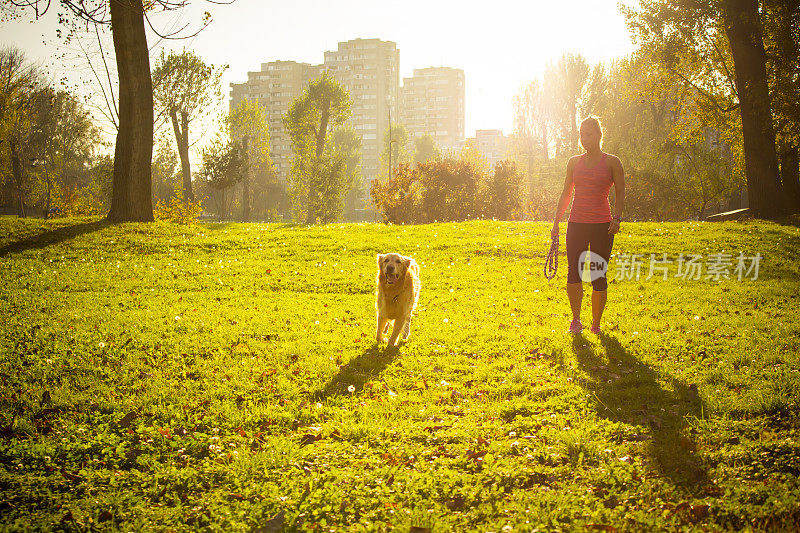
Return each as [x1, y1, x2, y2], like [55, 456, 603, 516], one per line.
[722, 0, 785, 219]
[306, 99, 331, 224]
[9, 139, 26, 218]
[781, 144, 800, 213]
[242, 136, 250, 222]
[170, 109, 194, 203]
[44, 160, 52, 219]
[107, 0, 154, 223]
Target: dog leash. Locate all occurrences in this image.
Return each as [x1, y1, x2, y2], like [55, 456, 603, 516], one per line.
[544, 233, 559, 280]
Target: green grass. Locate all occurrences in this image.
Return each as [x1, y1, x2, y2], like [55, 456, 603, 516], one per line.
[1, 216, 799, 532]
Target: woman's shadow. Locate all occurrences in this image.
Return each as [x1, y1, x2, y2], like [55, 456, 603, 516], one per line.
[312, 344, 402, 401]
[571, 332, 707, 486]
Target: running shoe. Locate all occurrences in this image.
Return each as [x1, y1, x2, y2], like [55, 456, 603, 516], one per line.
[569, 320, 583, 334]
[590, 325, 601, 334]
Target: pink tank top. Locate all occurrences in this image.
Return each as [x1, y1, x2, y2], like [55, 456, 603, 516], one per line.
[569, 153, 613, 223]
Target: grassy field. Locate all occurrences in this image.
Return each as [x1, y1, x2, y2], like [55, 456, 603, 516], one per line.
[0, 216, 799, 532]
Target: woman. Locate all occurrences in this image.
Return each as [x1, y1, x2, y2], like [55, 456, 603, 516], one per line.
[551, 116, 625, 334]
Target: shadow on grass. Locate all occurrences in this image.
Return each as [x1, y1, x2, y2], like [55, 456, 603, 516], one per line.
[572, 332, 707, 487]
[0, 219, 110, 258]
[312, 344, 402, 401]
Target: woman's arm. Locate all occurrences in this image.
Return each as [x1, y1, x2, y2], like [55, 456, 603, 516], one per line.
[609, 155, 625, 234]
[551, 157, 576, 237]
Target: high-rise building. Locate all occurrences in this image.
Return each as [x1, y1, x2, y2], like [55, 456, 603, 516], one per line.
[473, 129, 508, 168]
[229, 61, 323, 182]
[229, 40, 468, 219]
[323, 38, 400, 182]
[400, 67, 465, 153]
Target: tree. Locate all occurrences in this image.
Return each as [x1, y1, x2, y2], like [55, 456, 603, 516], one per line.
[622, 0, 789, 218]
[32, 88, 101, 217]
[226, 98, 273, 222]
[413, 134, 440, 165]
[513, 78, 551, 168]
[0, 47, 50, 217]
[283, 72, 351, 223]
[330, 127, 362, 218]
[591, 55, 744, 220]
[151, 136, 179, 204]
[721, 0, 785, 217]
[380, 123, 411, 179]
[2, 1, 232, 222]
[763, 0, 800, 212]
[487, 160, 524, 220]
[152, 49, 225, 203]
[197, 137, 245, 221]
[550, 53, 591, 155]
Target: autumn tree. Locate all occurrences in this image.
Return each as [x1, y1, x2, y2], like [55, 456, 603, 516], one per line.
[622, 0, 791, 218]
[1, 0, 233, 222]
[283, 72, 352, 223]
[330, 127, 362, 218]
[763, 0, 800, 211]
[32, 88, 101, 216]
[226, 98, 273, 222]
[151, 136, 180, 204]
[413, 134, 440, 165]
[380, 123, 412, 179]
[513, 78, 551, 169]
[152, 49, 225, 203]
[487, 160, 524, 220]
[197, 137, 245, 221]
[0, 47, 47, 217]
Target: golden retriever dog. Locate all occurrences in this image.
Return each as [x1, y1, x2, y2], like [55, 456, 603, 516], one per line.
[375, 253, 421, 346]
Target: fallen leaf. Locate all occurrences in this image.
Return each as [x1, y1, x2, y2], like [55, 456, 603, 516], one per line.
[299, 433, 320, 446]
[690, 504, 710, 521]
[118, 411, 138, 428]
[586, 525, 618, 532]
[254, 510, 285, 533]
[445, 495, 465, 511]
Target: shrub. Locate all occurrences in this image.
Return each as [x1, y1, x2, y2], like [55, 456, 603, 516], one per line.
[417, 158, 487, 222]
[50, 186, 102, 217]
[487, 160, 524, 220]
[370, 163, 420, 224]
[371, 158, 526, 224]
[154, 188, 204, 224]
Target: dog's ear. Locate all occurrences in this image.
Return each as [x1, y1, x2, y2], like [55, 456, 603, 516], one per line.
[402, 257, 412, 270]
[377, 253, 384, 266]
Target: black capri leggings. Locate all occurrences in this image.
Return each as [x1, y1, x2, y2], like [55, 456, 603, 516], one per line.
[566, 222, 615, 291]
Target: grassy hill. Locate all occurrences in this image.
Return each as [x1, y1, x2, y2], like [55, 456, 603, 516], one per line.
[1, 217, 799, 531]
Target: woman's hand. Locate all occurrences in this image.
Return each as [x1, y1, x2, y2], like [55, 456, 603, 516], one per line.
[608, 219, 620, 235]
[551, 223, 560, 238]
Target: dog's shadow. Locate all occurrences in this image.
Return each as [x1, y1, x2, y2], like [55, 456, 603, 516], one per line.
[312, 344, 403, 401]
[571, 332, 707, 486]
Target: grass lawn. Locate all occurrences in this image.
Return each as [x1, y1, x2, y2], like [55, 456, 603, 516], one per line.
[1, 216, 799, 532]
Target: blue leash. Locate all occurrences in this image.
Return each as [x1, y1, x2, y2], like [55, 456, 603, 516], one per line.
[544, 233, 559, 280]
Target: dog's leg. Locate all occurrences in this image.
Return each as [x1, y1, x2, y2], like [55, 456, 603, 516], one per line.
[402, 315, 412, 340]
[376, 315, 390, 343]
[387, 318, 405, 346]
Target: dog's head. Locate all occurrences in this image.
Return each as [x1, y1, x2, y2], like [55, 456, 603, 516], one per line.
[377, 253, 412, 285]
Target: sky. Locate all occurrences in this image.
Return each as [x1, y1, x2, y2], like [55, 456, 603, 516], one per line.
[0, 0, 638, 138]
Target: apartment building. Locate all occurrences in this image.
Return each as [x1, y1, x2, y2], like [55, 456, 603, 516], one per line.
[400, 67, 465, 153]
[229, 40, 470, 220]
[473, 129, 509, 168]
[323, 38, 400, 182]
[229, 60, 323, 182]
